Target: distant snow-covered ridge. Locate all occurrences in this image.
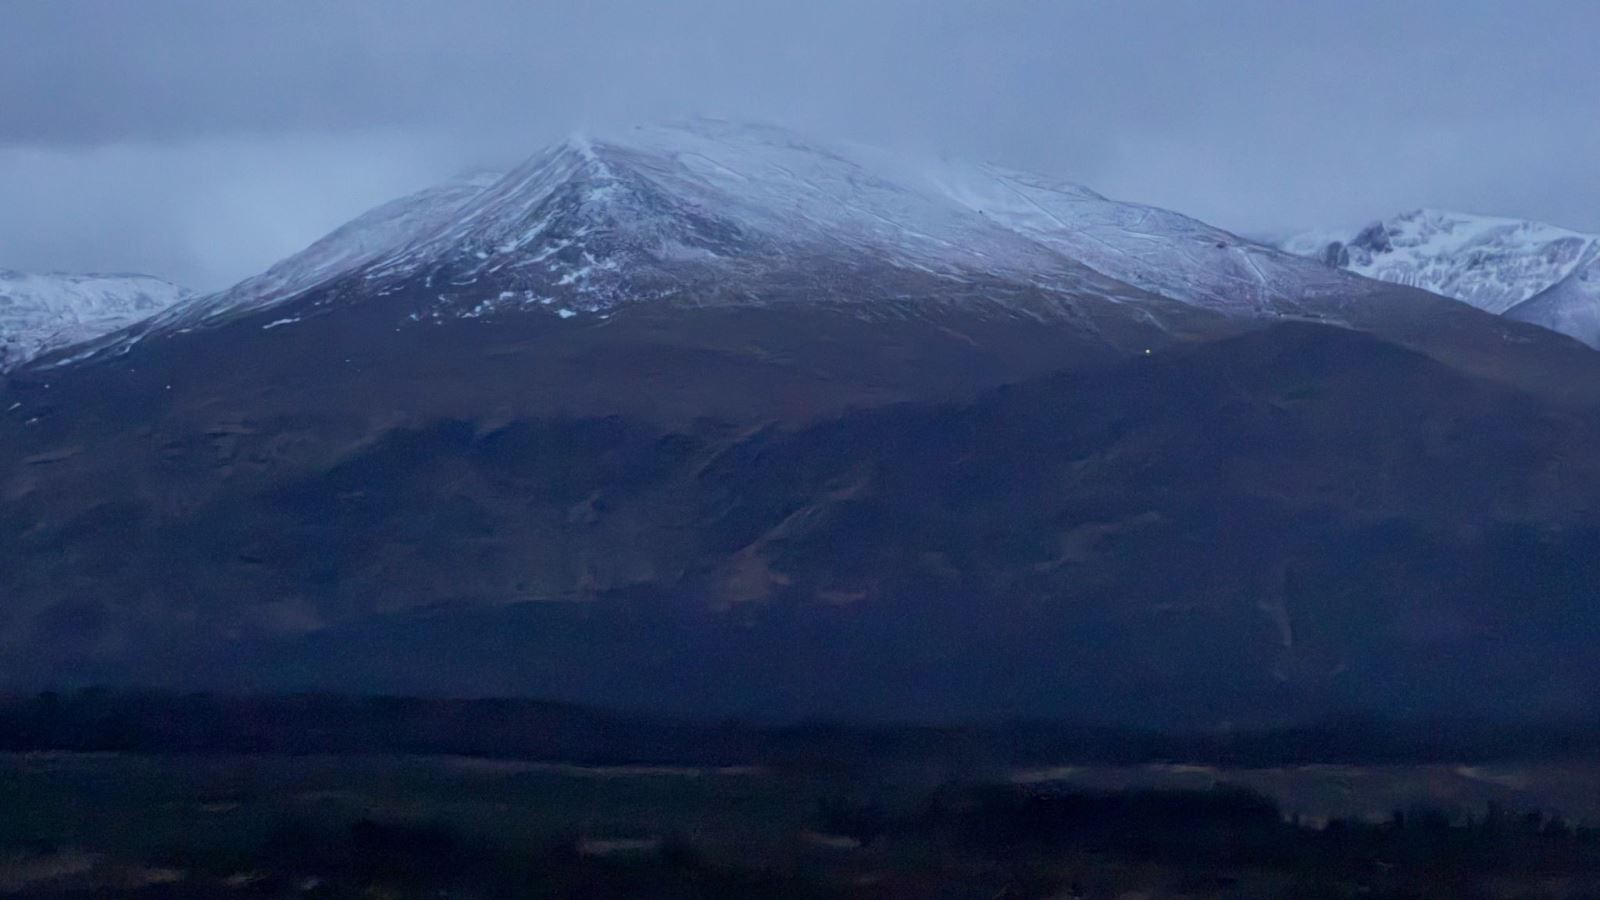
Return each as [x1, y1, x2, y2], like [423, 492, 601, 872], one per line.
[0, 270, 191, 370]
[1280, 210, 1600, 347]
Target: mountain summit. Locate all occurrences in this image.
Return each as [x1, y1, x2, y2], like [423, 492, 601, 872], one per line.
[88, 119, 1431, 358]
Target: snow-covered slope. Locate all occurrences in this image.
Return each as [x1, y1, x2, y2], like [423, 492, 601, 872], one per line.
[0, 270, 190, 370]
[1281, 210, 1599, 315]
[144, 172, 498, 334]
[1506, 245, 1600, 348]
[75, 120, 1450, 362]
[921, 160, 1360, 315]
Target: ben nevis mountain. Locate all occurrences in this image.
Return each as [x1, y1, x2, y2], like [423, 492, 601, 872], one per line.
[1281, 209, 1600, 348]
[90, 118, 1386, 337]
[7, 120, 1600, 726]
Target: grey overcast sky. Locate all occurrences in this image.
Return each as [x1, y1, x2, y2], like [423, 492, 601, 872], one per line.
[2, 0, 1597, 290]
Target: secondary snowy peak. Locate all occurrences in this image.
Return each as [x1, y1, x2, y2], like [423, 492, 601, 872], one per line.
[1506, 244, 1600, 348]
[110, 119, 1426, 345]
[1281, 209, 1599, 314]
[0, 270, 190, 370]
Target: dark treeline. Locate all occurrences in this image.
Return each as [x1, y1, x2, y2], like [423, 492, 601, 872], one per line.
[6, 689, 1600, 767]
[181, 790, 1600, 898]
[20, 783, 1600, 899]
[919, 784, 1600, 897]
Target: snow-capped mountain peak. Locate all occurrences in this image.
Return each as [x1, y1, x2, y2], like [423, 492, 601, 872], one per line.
[66, 120, 1451, 362]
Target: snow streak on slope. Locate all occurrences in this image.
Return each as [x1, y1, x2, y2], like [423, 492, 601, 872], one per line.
[1282, 210, 1600, 315]
[0, 270, 191, 370]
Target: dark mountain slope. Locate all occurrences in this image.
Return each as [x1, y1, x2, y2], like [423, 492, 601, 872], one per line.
[6, 322, 1600, 726]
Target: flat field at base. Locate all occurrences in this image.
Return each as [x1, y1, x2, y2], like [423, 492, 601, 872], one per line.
[7, 752, 1600, 898]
